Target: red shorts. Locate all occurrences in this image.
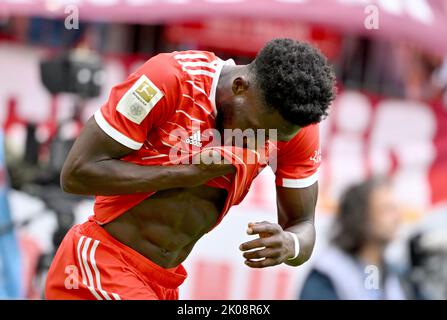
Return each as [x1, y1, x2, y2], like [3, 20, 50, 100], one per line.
[45, 220, 187, 300]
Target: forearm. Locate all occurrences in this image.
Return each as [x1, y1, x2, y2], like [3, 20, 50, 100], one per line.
[60, 117, 235, 196]
[283, 220, 316, 267]
[62, 159, 205, 196]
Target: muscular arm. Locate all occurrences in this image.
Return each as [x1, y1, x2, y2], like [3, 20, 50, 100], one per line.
[276, 182, 317, 266]
[61, 117, 234, 196]
[239, 182, 317, 268]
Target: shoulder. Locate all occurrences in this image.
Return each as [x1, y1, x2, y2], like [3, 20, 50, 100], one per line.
[275, 123, 320, 161]
[284, 124, 319, 150]
[137, 52, 184, 83]
[172, 50, 221, 62]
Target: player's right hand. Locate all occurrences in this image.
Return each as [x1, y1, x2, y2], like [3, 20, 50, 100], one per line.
[190, 149, 235, 184]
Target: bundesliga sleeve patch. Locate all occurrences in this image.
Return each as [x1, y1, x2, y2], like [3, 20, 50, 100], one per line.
[116, 75, 164, 124]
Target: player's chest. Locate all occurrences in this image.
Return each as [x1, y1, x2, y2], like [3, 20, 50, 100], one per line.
[143, 93, 218, 160]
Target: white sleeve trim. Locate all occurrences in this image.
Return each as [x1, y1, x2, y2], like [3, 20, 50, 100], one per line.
[94, 110, 143, 150]
[282, 169, 319, 188]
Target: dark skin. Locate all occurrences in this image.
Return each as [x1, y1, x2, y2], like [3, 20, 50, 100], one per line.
[61, 64, 317, 269]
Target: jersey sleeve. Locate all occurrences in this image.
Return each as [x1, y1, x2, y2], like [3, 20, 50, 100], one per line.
[94, 53, 182, 150]
[272, 124, 321, 188]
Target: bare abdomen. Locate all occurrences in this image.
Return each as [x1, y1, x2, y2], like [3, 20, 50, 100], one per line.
[102, 185, 228, 268]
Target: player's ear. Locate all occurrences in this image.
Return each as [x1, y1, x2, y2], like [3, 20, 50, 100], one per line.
[232, 76, 249, 95]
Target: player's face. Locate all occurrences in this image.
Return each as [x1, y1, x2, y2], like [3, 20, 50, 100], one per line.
[221, 82, 300, 142]
[257, 108, 301, 141]
[368, 185, 401, 244]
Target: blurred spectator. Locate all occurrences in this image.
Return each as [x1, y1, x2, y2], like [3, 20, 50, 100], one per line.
[299, 177, 405, 300]
[406, 207, 447, 300]
[0, 129, 23, 299]
[431, 57, 447, 105]
[399, 47, 443, 102]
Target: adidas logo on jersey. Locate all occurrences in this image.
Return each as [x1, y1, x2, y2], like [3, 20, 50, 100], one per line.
[185, 131, 202, 148]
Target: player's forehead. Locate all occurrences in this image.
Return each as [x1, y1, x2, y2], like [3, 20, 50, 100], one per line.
[247, 81, 300, 139]
[256, 106, 300, 139]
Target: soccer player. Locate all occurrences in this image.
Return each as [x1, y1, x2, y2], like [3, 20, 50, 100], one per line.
[45, 38, 335, 300]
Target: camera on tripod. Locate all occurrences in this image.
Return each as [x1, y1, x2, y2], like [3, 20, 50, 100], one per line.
[40, 49, 104, 98]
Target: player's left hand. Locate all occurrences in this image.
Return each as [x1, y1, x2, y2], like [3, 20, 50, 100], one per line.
[239, 221, 295, 268]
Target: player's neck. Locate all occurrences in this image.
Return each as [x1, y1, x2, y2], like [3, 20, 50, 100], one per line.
[215, 64, 251, 137]
[216, 64, 233, 109]
[215, 64, 249, 106]
[215, 65, 234, 134]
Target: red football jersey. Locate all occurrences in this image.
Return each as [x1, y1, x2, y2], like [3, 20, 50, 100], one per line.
[93, 50, 320, 225]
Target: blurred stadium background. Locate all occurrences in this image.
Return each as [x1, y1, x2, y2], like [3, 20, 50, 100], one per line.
[0, 0, 447, 299]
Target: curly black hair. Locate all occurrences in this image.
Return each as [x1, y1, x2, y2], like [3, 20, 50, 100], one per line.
[253, 38, 336, 127]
